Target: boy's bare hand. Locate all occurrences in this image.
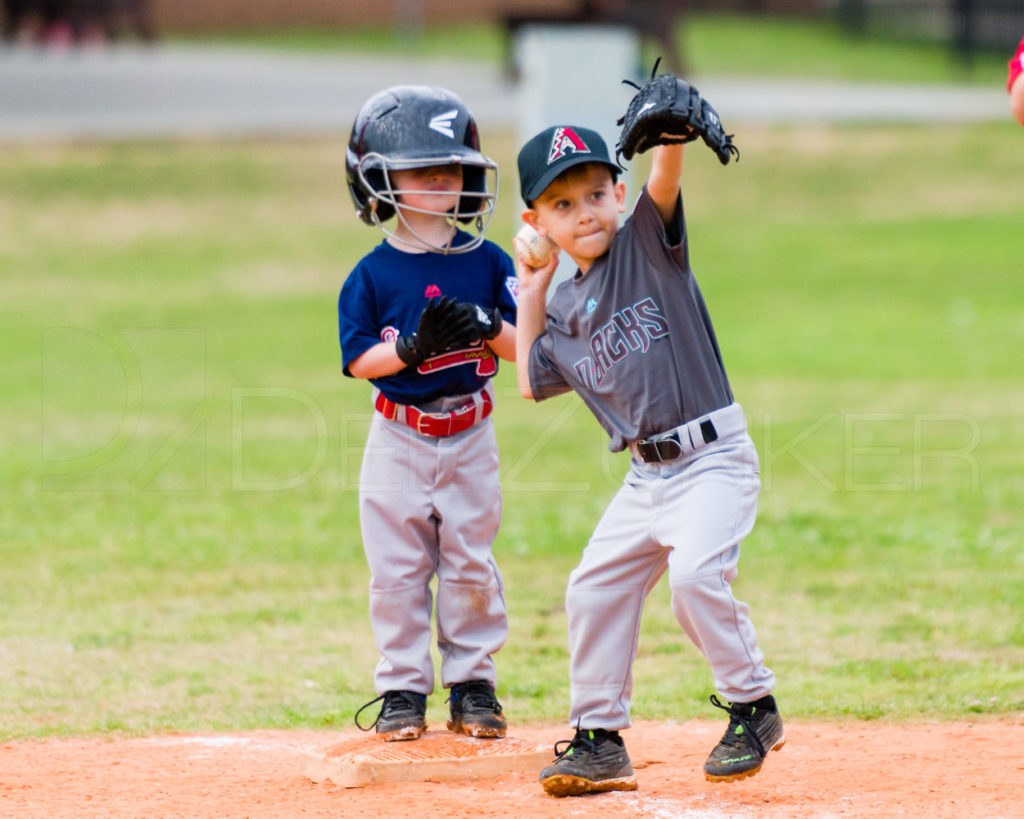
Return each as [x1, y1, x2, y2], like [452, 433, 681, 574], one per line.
[513, 224, 559, 268]
[515, 243, 560, 297]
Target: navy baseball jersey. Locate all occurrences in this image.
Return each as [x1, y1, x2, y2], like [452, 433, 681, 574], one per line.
[528, 187, 733, 452]
[339, 230, 518, 405]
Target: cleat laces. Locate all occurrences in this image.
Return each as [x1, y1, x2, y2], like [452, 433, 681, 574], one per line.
[709, 694, 767, 758]
[354, 690, 424, 732]
[448, 680, 502, 715]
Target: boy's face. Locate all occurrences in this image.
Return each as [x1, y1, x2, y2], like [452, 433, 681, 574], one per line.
[389, 164, 464, 216]
[523, 164, 626, 269]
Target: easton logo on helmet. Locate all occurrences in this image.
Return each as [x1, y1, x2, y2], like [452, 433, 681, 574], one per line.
[547, 127, 591, 164]
[429, 109, 458, 139]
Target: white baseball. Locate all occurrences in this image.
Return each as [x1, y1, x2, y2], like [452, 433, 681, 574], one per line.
[513, 224, 558, 267]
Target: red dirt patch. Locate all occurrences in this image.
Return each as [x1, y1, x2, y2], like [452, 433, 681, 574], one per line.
[1, 719, 1022, 818]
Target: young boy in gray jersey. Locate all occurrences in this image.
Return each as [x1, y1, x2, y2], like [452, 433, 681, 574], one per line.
[514, 121, 784, 797]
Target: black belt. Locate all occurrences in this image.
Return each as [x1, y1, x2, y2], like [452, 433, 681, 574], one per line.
[634, 419, 719, 464]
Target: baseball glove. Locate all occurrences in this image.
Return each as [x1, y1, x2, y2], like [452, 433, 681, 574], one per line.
[616, 60, 739, 166]
[395, 296, 481, 367]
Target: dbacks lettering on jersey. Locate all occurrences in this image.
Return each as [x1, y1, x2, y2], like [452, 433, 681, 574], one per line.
[571, 297, 669, 390]
[381, 326, 497, 377]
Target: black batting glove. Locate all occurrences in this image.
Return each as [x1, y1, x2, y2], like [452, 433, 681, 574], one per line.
[395, 334, 426, 368]
[395, 296, 480, 368]
[448, 301, 503, 343]
[472, 304, 503, 341]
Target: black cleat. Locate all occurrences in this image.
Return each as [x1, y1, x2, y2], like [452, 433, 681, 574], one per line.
[539, 727, 637, 797]
[446, 679, 507, 738]
[354, 690, 427, 741]
[704, 694, 785, 782]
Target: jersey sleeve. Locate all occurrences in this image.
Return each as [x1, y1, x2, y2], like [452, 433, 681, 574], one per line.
[1009, 34, 1024, 93]
[632, 185, 688, 272]
[491, 243, 519, 325]
[527, 330, 573, 401]
[337, 263, 383, 378]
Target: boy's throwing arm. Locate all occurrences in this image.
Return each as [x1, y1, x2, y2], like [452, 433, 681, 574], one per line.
[513, 251, 559, 400]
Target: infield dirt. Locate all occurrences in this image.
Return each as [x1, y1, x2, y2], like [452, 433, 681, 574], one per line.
[2, 719, 1022, 817]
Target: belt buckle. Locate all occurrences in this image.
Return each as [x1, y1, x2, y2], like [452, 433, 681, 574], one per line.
[636, 431, 682, 463]
[656, 436, 683, 461]
[416, 410, 449, 436]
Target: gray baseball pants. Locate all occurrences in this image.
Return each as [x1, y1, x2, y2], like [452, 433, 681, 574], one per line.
[565, 408, 775, 729]
[358, 388, 507, 697]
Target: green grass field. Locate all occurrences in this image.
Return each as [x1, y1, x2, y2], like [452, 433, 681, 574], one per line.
[1, 23, 1022, 738]
[2, 120, 1021, 740]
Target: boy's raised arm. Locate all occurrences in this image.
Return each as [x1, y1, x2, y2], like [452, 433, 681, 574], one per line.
[615, 66, 738, 228]
[647, 144, 685, 226]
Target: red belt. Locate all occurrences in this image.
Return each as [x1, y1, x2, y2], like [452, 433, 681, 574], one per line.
[375, 391, 493, 437]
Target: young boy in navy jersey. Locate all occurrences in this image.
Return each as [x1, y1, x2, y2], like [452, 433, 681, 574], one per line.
[339, 85, 517, 741]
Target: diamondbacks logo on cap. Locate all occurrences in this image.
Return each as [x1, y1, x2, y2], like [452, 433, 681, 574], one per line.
[547, 127, 591, 165]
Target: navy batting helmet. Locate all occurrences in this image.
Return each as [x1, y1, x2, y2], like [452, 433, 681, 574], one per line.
[346, 85, 498, 253]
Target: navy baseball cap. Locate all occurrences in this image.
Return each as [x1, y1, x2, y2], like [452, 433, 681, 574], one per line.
[517, 125, 620, 205]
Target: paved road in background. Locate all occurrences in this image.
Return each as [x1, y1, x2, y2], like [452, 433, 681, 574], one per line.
[0, 44, 1011, 142]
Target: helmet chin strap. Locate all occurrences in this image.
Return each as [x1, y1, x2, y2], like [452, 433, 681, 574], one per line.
[384, 197, 492, 255]
[358, 154, 498, 255]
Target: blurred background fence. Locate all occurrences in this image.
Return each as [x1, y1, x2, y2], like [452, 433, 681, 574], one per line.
[3, 0, 1020, 66]
[833, 0, 1024, 60]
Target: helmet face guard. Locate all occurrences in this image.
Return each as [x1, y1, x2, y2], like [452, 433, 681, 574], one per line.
[354, 151, 498, 254]
[346, 85, 498, 254]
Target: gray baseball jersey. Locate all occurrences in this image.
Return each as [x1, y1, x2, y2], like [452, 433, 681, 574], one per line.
[529, 189, 732, 451]
[527, 187, 775, 730]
